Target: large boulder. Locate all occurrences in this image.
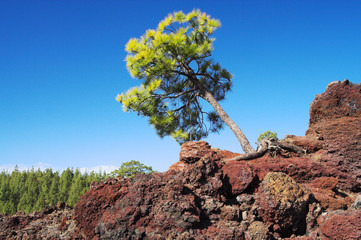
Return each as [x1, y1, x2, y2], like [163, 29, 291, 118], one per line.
[306, 177, 352, 210]
[255, 172, 312, 237]
[309, 80, 361, 126]
[222, 161, 255, 195]
[74, 177, 130, 239]
[319, 210, 361, 239]
[306, 80, 361, 191]
[179, 141, 219, 163]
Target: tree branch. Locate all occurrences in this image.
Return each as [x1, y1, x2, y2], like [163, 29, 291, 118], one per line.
[151, 88, 196, 99]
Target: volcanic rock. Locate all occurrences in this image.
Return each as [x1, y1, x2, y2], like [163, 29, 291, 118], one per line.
[309, 80, 361, 125]
[75, 157, 238, 239]
[310, 177, 338, 190]
[351, 195, 361, 210]
[179, 140, 219, 163]
[245, 221, 271, 240]
[255, 172, 312, 237]
[306, 80, 361, 191]
[0, 203, 82, 240]
[319, 210, 361, 239]
[222, 161, 254, 195]
[306, 177, 352, 210]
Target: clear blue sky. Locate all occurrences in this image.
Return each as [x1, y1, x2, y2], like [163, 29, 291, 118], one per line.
[1, 0, 360, 173]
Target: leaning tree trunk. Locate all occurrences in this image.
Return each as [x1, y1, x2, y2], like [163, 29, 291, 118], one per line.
[193, 79, 304, 159]
[201, 89, 256, 154]
[190, 77, 305, 159]
[183, 64, 255, 154]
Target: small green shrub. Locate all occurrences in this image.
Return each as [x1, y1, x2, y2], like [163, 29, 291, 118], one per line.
[256, 130, 278, 146]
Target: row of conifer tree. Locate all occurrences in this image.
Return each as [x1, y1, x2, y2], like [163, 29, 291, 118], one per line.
[0, 166, 106, 214]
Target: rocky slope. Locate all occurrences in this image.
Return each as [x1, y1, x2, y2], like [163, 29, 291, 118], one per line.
[0, 203, 82, 240]
[1, 80, 360, 239]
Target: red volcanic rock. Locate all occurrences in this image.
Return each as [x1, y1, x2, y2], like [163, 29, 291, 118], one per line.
[248, 154, 358, 202]
[306, 80, 361, 191]
[309, 80, 361, 126]
[75, 157, 242, 239]
[284, 135, 323, 153]
[311, 117, 361, 191]
[307, 177, 352, 210]
[168, 160, 189, 172]
[319, 210, 361, 240]
[310, 177, 338, 190]
[216, 149, 240, 159]
[179, 141, 219, 163]
[246, 155, 333, 183]
[255, 172, 312, 237]
[74, 177, 129, 239]
[0, 203, 82, 240]
[95, 173, 202, 239]
[222, 161, 254, 195]
[308, 187, 351, 210]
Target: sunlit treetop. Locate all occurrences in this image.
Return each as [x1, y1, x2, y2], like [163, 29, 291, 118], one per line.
[117, 9, 233, 143]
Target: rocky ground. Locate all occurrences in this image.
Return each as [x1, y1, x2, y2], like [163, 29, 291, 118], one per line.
[1, 80, 360, 239]
[0, 203, 82, 239]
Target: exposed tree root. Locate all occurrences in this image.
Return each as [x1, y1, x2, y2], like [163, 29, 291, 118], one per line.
[223, 138, 306, 162]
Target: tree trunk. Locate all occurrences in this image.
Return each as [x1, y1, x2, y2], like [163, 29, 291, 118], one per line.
[202, 90, 256, 154]
[181, 64, 255, 154]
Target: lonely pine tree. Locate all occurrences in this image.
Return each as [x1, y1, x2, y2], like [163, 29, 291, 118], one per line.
[117, 10, 255, 154]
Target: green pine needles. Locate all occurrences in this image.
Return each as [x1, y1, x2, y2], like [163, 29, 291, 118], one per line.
[256, 130, 279, 146]
[0, 161, 155, 214]
[108, 160, 155, 178]
[117, 9, 233, 144]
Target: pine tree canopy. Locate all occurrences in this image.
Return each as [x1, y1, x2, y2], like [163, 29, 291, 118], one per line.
[109, 160, 155, 178]
[117, 9, 233, 143]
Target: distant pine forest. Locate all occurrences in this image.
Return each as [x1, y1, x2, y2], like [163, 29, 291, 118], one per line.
[0, 161, 154, 214]
[0, 167, 107, 214]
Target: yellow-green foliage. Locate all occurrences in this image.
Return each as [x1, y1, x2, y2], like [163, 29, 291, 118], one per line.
[256, 130, 278, 145]
[117, 10, 230, 143]
[170, 129, 189, 142]
[123, 9, 220, 79]
[108, 160, 155, 178]
[116, 79, 161, 112]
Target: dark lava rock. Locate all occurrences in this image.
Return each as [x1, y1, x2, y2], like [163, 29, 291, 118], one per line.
[255, 172, 313, 238]
[319, 210, 361, 239]
[75, 156, 244, 239]
[179, 140, 218, 164]
[222, 161, 254, 195]
[0, 203, 82, 240]
[307, 80, 361, 191]
[309, 80, 361, 125]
